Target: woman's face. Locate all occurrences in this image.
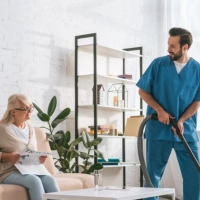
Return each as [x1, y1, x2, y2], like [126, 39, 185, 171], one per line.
[12, 101, 34, 122]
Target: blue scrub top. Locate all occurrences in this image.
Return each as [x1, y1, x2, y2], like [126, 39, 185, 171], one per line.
[136, 55, 200, 142]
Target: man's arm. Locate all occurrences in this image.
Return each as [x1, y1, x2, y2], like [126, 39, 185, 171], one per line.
[173, 101, 200, 134]
[138, 88, 173, 124]
[179, 101, 200, 122]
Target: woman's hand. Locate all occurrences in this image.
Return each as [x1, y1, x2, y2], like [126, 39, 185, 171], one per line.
[1, 152, 21, 164]
[39, 156, 47, 164]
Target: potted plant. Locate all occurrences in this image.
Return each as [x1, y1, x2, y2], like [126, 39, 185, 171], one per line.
[79, 131, 105, 174]
[33, 96, 105, 174]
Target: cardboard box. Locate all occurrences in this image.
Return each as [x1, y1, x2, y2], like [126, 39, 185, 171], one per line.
[124, 115, 144, 136]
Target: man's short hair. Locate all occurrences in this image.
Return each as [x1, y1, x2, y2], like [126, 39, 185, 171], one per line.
[169, 27, 193, 49]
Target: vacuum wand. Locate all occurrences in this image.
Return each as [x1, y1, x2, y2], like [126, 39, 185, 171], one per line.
[151, 113, 200, 172]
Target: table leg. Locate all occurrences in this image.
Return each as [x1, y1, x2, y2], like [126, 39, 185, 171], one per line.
[171, 193, 175, 200]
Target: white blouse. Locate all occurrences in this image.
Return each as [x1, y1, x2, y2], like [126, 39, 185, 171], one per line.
[8, 123, 29, 144]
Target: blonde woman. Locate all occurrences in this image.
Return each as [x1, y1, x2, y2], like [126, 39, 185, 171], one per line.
[0, 94, 60, 200]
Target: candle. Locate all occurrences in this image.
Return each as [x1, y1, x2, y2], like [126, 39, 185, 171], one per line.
[113, 96, 118, 106]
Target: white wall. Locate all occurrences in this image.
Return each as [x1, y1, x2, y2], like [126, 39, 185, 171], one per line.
[0, 0, 158, 186]
[0, 0, 157, 126]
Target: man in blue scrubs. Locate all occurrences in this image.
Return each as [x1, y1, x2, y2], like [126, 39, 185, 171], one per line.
[137, 27, 200, 200]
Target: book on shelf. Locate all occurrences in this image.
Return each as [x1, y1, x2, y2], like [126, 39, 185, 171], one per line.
[98, 158, 121, 163]
[118, 74, 132, 79]
[89, 128, 109, 131]
[87, 130, 109, 135]
[98, 158, 121, 162]
[88, 125, 109, 129]
[87, 130, 102, 135]
[101, 162, 119, 166]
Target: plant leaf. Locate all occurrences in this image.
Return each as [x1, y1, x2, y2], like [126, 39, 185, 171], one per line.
[63, 159, 70, 169]
[79, 152, 90, 160]
[49, 141, 56, 150]
[45, 133, 51, 138]
[37, 113, 46, 122]
[47, 96, 57, 117]
[55, 131, 65, 146]
[55, 165, 61, 171]
[59, 168, 67, 173]
[85, 131, 91, 143]
[90, 140, 100, 146]
[83, 161, 93, 165]
[81, 131, 88, 148]
[92, 137, 103, 144]
[81, 131, 91, 148]
[57, 146, 66, 156]
[32, 102, 43, 114]
[51, 108, 71, 128]
[86, 163, 103, 174]
[65, 131, 71, 143]
[53, 133, 62, 140]
[40, 126, 50, 131]
[89, 137, 103, 147]
[94, 149, 107, 161]
[69, 149, 80, 161]
[51, 118, 66, 128]
[69, 137, 82, 147]
[37, 113, 50, 122]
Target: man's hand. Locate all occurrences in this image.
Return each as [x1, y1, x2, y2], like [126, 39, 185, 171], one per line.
[39, 156, 47, 164]
[172, 120, 184, 136]
[157, 109, 174, 125]
[1, 152, 21, 164]
[138, 89, 174, 125]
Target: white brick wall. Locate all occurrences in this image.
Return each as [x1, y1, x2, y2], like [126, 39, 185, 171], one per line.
[0, 0, 158, 186]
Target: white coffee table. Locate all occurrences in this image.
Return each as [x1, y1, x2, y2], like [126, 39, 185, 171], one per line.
[43, 187, 175, 200]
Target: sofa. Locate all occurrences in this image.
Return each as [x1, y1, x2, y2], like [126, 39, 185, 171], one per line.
[0, 127, 94, 200]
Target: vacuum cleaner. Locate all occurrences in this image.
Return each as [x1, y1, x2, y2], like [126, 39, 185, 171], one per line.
[137, 113, 200, 200]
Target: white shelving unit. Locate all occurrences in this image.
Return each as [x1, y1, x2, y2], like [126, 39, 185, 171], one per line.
[75, 33, 143, 187]
[78, 44, 142, 58]
[78, 74, 137, 84]
[79, 105, 142, 112]
[103, 163, 141, 168]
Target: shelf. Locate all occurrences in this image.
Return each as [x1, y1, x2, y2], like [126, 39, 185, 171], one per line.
[89, 135, 137, 139]
[79, 105, 142, 112]
[75, 34, 143, 186]
[78, 44, 142, 58]
[103, 162, 140, 168]
[78, 74, 137, 85]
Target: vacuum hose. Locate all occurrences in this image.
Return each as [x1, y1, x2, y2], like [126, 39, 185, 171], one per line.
[137, 113, 200, 199]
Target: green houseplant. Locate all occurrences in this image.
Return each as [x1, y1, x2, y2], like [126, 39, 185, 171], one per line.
[79, 131, 105, 174]
[33, 96, 105, 174]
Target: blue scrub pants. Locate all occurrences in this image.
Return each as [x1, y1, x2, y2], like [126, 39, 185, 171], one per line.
[144, 140, 200, 200]
[2, 172, 60, 200]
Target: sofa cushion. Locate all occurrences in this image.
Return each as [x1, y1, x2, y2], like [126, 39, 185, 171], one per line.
[34, 127, 57, 174]
[53, 175, 83, 191]
[0, 185, 30, 200]
[53, 173, 94, 191]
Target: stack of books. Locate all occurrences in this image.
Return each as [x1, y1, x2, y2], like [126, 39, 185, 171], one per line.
[97, 158, 121, 165]
[118, 74, 132, 79]
[88, 125, 109, 135]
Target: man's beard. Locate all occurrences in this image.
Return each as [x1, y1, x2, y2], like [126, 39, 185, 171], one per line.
[169, 48, 183, 61]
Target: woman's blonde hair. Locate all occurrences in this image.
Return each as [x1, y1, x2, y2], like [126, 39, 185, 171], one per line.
[0, 94, 32, 124]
